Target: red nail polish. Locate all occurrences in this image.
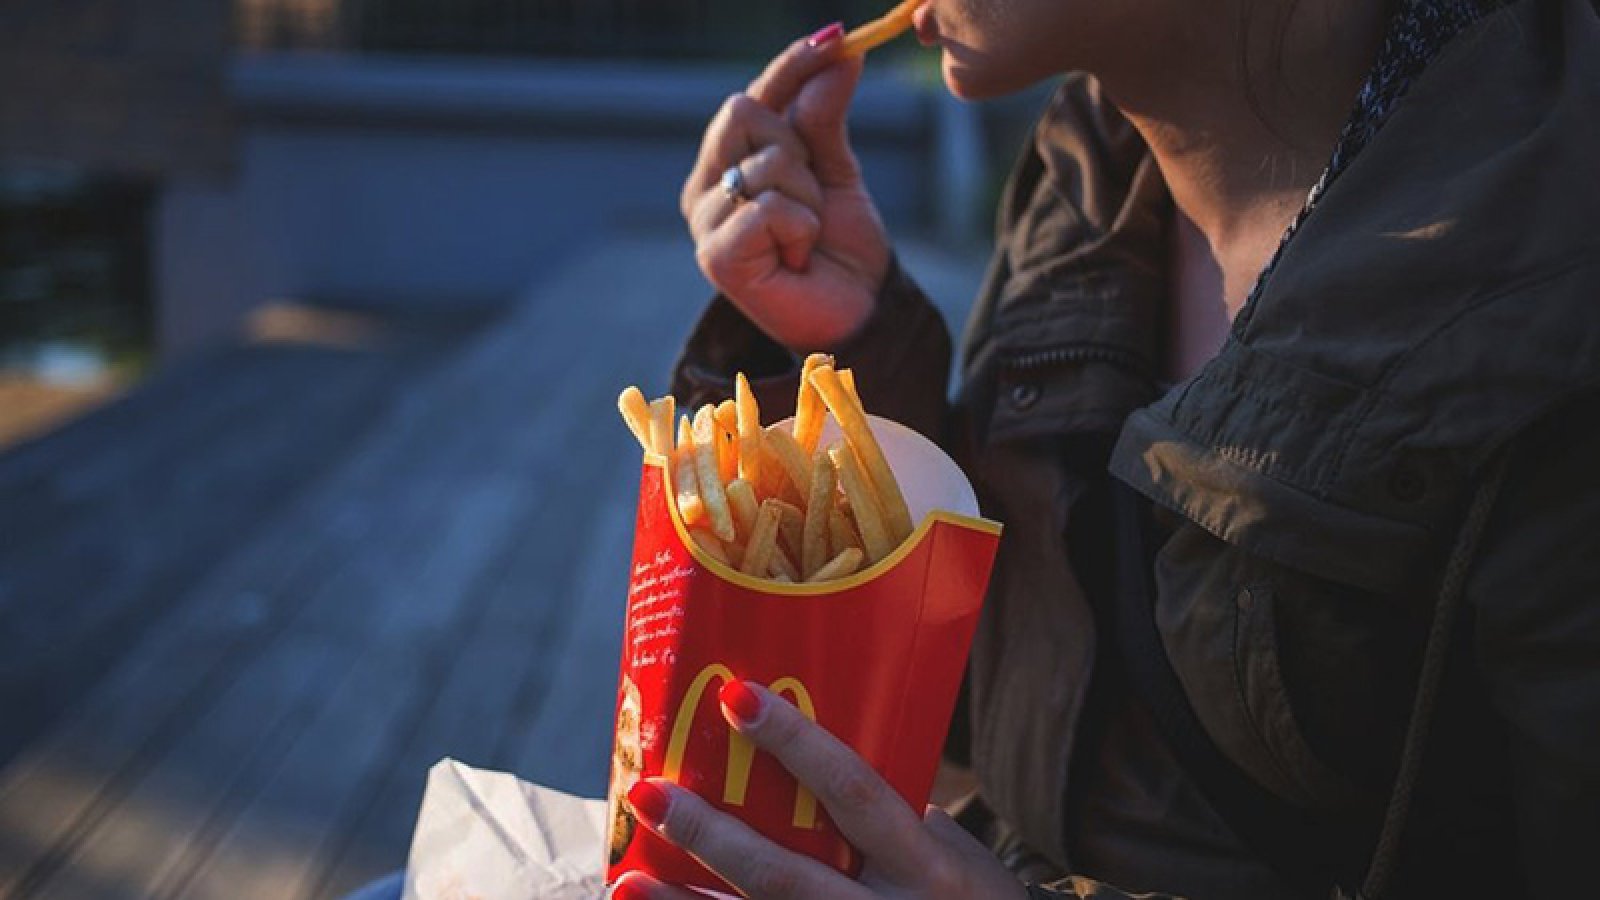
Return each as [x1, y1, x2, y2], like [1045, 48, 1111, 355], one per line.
[719, 680, 764, 725]
[807, 22, 844, 48]
[627, 780, 672, 828]
[612, 876, 653, 900]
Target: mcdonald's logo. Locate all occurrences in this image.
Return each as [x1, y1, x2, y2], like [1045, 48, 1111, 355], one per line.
[662, 663, 819, 830]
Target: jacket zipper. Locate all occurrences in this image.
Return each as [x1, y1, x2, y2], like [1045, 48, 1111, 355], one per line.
[1000, 343, 1151, 378]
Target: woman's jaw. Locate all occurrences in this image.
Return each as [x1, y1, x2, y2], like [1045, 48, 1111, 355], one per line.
[914, 0, 1089, 101]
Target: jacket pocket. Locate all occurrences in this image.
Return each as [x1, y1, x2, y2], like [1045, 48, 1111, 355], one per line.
[1154, 525, 1381, 813]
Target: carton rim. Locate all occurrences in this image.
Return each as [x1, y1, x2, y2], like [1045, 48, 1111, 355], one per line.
[638, 454, 1001, 597]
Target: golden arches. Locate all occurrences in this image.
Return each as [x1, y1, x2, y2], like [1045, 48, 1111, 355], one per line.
[660, 663, 820, 830]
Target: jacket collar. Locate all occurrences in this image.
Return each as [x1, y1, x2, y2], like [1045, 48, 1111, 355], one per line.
[1111, 0, 1600, 592]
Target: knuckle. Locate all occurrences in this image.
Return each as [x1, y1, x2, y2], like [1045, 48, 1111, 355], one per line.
[745, 858, 805, 900]
[824, 762, 883, 815]
[921, 854, 966, 895]
[695, 242, 728, 284]
[762, 701, 808, 746]
[724, 91, 757, 122]
[665, 801, 708, 849]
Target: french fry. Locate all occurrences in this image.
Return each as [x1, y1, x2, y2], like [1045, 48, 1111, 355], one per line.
[838, 369, 860, 407]
[715, 399, 740, 481]
[675, 416, 705, 524]
[769, 544, 801, 581]
[793, 353, 833, 453]
[810, 364, 914, 542]
[693, 405, 738, 542]
[715, 399, 739, 434]
[829, 507, 862, 558]
[618, 386, 653, 452]
[772, 500, 804, 560]
[802, 451, 837, 578]
[726, 478, 761, 537]
[735, 373, 763, 486]
[763, 424, 814, 502]
[830, 442, 894, 563]
[842, 0, 919, 56]
[649, 396, 675, 459]
[807, 547, 864, 583]
[690, 527, 734, 566]
[740, 500, 783, 576]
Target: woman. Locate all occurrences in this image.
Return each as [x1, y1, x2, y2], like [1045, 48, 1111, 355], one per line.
[616, 0, 1600, 897]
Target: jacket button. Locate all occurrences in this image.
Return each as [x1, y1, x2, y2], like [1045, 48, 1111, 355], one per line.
[1009, 381, 1041, 410]
[1389, 462, 1429, 503]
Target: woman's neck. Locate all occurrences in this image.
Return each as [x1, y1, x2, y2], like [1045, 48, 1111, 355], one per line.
[1096, 0, 1390, 320]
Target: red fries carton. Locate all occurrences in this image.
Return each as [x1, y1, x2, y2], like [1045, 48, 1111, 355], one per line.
[605, 416, 1001, 895]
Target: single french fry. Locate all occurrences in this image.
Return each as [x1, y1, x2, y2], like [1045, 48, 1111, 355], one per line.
[726, 478, 761, 536]
[769, 544, 801, 581]
[838, 369, 861, 407]
[802, 451, 837, 577]
[715, 399, 740, 479]
[674, 416, 705, 524]
[735, 373, 763, 486]
[715, 399, 739, 434]
[842, 0, 919, 56]
[830, 442, 894, 562]
[807, 547, 865, 583]
[793, 353, 833, 453]
[763, 424, 813, 502]
[740, 500, 783, 576]
[689, 526, 733, 566]
[810, 364, 914, 542]
[693, 405, 737, 543]
[829, 507, 862, 558]
[649, 397, 675, 459]
[772, 500, 804, 559]
[618, 386, 653, 452]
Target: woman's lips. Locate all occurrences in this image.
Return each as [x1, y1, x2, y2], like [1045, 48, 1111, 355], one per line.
[912, 1, 940, 46]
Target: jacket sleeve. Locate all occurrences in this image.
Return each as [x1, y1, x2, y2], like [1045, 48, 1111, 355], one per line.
[669, 255, 953, 444]
[1468, 391, 1600, 897]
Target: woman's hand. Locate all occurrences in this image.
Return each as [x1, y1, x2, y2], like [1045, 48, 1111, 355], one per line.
[612, 681, 1028, 900]
[681, 26, 892, 352]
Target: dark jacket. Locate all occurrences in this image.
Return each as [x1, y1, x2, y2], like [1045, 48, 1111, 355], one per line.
[673, 0, 1600, 896]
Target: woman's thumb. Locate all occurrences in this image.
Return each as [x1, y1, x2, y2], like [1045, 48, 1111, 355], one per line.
[792, 54, 865, 186]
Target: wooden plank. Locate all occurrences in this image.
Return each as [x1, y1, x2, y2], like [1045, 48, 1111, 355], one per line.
[0, 234, 732, 899]
[25, 636, 349, 900]
[0, 344, 440, 766]
[309, 415, 636, 897]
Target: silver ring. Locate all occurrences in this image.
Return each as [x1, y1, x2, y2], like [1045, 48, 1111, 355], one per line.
[720, 165, 748, 205]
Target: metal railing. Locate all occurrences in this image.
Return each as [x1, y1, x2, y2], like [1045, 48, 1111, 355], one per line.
[236, 0, 884, 62]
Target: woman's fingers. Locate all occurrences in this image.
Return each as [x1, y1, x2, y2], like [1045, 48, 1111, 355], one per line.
[747, 32, 847, 112]
[717, 682, 937, 883]
[745, 30, 866, 187]
[697, 191, 821, 282]
[610, 870, 701, 900]
[629, 779, 868, 900]
[688, 144, 825, 241]
[683, 94, 810, 220]
[789, 51, 865, 186]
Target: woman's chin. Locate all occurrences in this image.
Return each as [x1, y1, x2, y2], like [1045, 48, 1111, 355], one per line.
[941, 56, 1013, 101]
[942, 59, 983, 100]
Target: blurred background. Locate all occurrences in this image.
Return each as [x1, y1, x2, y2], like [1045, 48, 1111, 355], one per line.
[0, 2, 1050, 897]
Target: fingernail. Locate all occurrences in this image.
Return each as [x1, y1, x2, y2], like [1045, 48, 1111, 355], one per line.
[611, 875, 654, 900]
[719, 680, 764, 726]
[627, 780, 672, 829]
[807, 22, 844, 48]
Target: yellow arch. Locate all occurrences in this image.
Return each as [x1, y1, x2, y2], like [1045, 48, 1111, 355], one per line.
[659, 663, 821, 830]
